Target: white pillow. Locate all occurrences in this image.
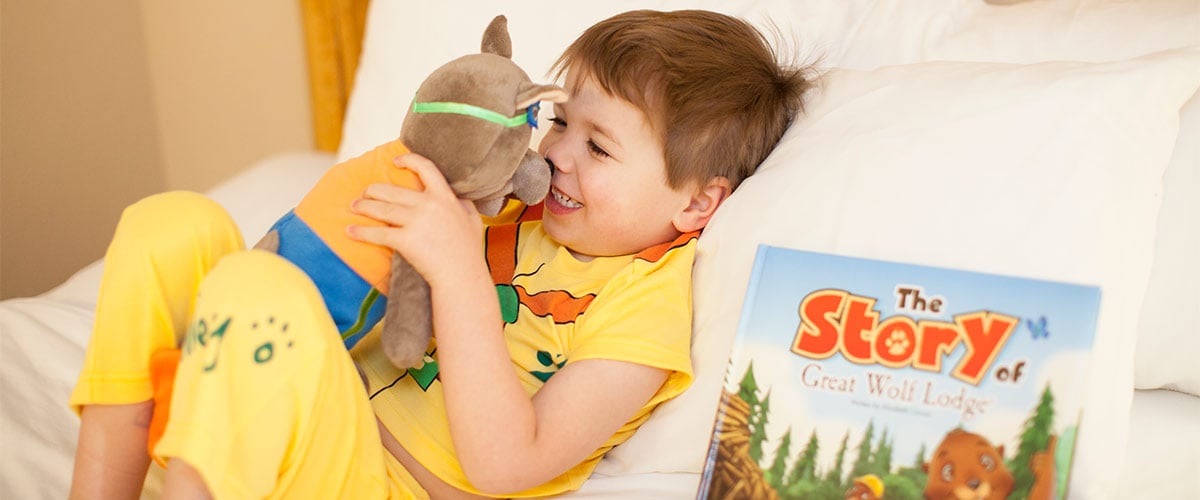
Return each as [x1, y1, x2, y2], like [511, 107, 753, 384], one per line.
[836, 0, 1200, 69]
[337, 0, 867, 163]
[597, 49, 1200, 500]
[1135, 93, 1200, 395]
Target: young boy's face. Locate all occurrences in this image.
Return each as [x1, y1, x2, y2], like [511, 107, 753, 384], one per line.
[538, 73, 694, 259]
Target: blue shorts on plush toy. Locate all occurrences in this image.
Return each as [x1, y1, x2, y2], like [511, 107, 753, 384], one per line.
[269, 210, 386, 348]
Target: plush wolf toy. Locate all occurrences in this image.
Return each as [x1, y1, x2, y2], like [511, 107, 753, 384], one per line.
[257, 15, 565, 368]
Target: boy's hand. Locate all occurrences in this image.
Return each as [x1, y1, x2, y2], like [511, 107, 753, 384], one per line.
[346, 153, 485, 286]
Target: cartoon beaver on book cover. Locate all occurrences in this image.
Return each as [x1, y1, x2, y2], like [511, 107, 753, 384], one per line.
[924, 429, 1014, 500]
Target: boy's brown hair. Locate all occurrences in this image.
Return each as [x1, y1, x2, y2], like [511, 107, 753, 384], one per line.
[552, 10, 814, 190]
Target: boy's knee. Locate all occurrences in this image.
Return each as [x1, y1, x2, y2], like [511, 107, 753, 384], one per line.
[115, 191, 243, 256]
[124, 191, 221, 222]
[202, 250, 314, 300]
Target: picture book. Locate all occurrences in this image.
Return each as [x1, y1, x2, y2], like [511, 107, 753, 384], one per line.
[696, 245, 1101, 500]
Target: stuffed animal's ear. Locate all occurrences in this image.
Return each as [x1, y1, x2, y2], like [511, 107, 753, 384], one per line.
[481, 15, 512, 59]
[516, 83, 568, 110]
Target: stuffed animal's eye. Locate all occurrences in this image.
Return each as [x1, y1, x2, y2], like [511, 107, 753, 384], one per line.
[525, 103, 540, 128]
[941, 463, 954, 482]
[980, 453, 996, 471]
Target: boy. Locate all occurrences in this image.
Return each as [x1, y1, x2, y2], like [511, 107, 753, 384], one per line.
[69, 9, 812, 499]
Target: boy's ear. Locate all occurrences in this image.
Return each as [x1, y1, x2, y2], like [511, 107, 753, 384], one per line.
[672, 176, 732, 233]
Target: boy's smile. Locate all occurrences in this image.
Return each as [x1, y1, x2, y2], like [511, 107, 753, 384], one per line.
[547, 186, 582, 211]
[538, 73, 694, 259]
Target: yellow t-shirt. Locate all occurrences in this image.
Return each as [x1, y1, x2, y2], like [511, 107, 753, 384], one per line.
[356, 222, 697, 497]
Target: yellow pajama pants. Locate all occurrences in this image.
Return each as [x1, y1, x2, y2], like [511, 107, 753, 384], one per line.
[69, 191, 424, 499]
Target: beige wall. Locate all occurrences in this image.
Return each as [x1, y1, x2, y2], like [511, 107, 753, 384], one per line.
[1, 0, 314, 299]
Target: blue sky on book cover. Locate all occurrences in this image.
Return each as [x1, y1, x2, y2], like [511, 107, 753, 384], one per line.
[726, 245, 1101, 479]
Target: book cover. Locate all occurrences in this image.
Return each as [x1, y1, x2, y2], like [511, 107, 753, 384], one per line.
[697, 245, 1101, 500]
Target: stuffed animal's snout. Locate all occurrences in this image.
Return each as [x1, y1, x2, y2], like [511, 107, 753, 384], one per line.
[511, 149, 552, 205]
[470, 150, 550, 216]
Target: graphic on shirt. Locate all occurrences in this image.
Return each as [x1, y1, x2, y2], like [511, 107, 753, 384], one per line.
[532, 350, 567, 382]
[375, 225, 697, 393]
[486, 224, 596, 326]
[486, 223, 596, 382]
[406, 353, 440, 390]
[513, 284, 596, 324]
[634, 231, 699, 263]
[369, 349, 440, 399]
[497, 285, 520, 323]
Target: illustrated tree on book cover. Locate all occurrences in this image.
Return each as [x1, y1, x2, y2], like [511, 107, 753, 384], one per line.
[706, 366, 1072, 500]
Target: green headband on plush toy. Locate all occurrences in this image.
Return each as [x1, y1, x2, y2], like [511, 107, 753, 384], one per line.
[412, 99, 540, 129]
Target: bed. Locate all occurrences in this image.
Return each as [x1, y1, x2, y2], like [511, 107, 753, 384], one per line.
[2, 1, 1197, 498]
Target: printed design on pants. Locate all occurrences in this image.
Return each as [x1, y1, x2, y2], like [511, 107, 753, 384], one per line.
[182, 315, 231, 372]
[181, 314, 295, 371]
[247, 316, 295, 365]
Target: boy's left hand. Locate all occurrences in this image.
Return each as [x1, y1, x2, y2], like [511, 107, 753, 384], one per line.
[346, 152, 485, 286]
